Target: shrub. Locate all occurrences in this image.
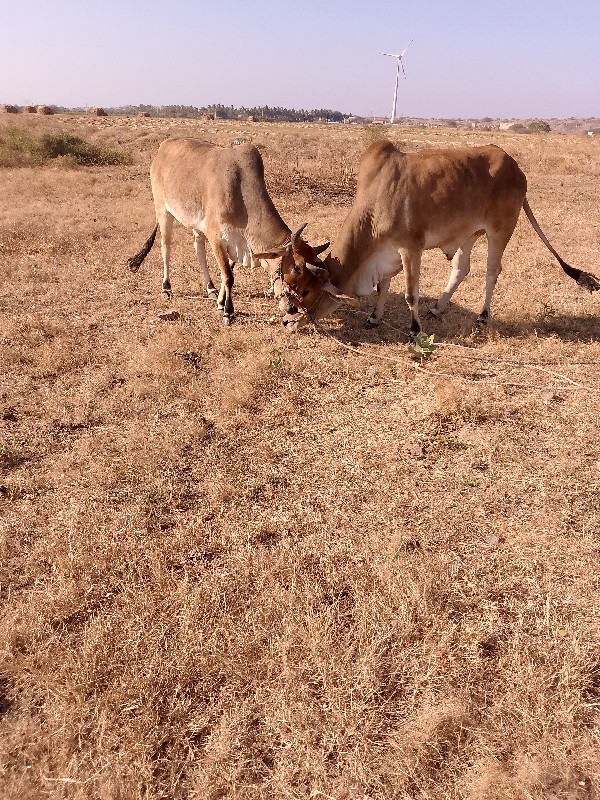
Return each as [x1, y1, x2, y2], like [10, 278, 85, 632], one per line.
[3, 128, 40, 156]
[38, 133, 128, 165]
[529, 120, 551, 133]
[362, 124, 389, 145]
[0, 128, 131, 167]
[508, 123, 529, 134]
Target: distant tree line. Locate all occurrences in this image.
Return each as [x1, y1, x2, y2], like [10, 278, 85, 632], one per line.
[10, 105, 557, 133]
[51, 104, 349, 122]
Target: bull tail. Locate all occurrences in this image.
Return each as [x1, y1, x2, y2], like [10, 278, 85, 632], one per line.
[127, 224, 159, 273]
[523, 199, 599, 293]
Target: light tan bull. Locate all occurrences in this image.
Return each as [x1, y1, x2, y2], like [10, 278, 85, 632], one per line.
[128, 137, 329, 324]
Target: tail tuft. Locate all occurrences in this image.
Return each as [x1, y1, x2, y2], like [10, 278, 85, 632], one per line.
[557, 258, 600, 293]
[127, 225, 158, 273]
[576, 270, 600, 293]
[127, 252, 145, 273]
[523, 200, 599, 294]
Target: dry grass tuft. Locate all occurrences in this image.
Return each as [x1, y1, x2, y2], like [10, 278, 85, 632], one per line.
[1, 114, 599, 799]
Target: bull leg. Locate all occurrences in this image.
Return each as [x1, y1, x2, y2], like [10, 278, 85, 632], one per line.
[212, 244, 236, 325]
[158, 210, 174, 298]
[400, 248, 423, 335]
[428, 233, 479, 319]
[364, 277, 392, 329]
[193, 231, 218, 301]
[477, 234, 508, 324]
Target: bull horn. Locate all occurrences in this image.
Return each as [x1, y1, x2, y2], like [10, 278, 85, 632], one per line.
[323, 281, 360, 308]
[306, 263, 329, 281]
[291, 222, 309, 250]
[312, 241, 330, 256]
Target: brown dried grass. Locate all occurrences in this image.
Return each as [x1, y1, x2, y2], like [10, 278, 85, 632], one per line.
[1, 115, 599, 799]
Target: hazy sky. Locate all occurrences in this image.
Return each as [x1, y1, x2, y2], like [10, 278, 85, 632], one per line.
[2, 0, 598, 119]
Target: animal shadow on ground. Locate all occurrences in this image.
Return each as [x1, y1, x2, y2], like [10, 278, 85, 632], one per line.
[325, 290, 598, 347]
[319, 291, 488, 346]
[492, 313, 599, 343]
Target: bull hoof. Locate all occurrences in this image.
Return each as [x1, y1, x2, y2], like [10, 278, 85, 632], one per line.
[363, 318, 379, 330]
[425, 308, 439, 320]
[207, 289, 218, 301]
[475, 314, 489, 326]
[162, 290, 172, 300]
[222, 314, 234, 326]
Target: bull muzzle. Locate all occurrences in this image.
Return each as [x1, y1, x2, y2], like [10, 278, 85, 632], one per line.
[282, 311, 308, 332]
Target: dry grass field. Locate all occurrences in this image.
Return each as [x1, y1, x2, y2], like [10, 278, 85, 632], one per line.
[1, 113, 599, 800]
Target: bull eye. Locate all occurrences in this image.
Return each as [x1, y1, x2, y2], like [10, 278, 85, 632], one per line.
[302, 290, 310, 297]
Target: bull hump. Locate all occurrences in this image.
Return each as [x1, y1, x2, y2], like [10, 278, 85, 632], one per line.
[368, 139, 398, 157]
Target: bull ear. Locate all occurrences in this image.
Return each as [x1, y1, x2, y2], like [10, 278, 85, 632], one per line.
[253, 244, 291, 259]
[323, 280, 360, 308]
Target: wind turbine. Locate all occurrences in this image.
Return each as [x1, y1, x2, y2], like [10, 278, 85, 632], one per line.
[381, 40, 413, 124]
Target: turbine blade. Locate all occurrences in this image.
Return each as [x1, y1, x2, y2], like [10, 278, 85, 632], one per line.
[400, 57, 407, 78]
[401, 39, 414, 56]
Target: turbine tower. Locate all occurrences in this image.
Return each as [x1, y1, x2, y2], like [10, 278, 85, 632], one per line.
[381, 40, 413, 124]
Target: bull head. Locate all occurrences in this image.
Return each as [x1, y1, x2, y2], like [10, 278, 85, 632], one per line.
[291, 224, 357, 305]
[278, 224, 359, 330]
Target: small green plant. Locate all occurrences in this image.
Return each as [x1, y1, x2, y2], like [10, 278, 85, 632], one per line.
[269, 348, 283, 368]
[408, 332, 438, 361]
[541, 302, 557, 318]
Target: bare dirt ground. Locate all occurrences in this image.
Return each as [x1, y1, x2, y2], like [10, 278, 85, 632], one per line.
[1, 114, 599, 799]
